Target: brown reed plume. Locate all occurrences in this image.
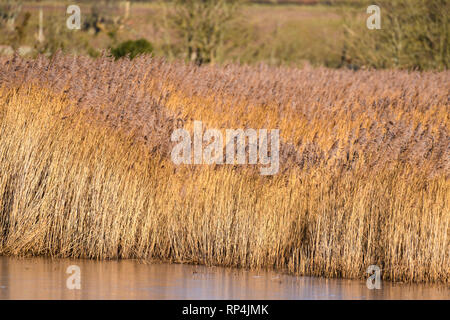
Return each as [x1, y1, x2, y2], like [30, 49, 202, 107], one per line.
[0, 53, 448, 283]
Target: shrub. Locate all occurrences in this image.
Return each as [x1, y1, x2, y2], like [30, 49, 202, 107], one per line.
[164, 0, 240, 65]
[110, 39, 153, 60]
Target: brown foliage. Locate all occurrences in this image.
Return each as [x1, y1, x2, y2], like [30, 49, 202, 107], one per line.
[0, 53, 448, 283]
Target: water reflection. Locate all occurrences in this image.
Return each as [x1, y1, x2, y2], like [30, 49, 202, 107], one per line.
[0, 256, 447, 299]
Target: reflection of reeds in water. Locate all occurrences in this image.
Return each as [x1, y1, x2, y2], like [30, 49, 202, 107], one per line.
[0, 54, 448, 283]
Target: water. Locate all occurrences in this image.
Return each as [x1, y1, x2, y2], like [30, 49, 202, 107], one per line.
[0, 256, 447, 300]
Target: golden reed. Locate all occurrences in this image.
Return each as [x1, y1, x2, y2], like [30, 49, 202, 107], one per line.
[0, 53, 448, 283]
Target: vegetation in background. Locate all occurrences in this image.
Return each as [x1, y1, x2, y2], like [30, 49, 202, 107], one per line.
[0, 0, 29, 50]
[0, 1, 447, 70]
[343, 0, 449, 70]
[110, 38, 153, 59]
[83, 0, 125, 35]
[162, 0, 241, 65]
[0, 54, 448, 283]
[34, 15, 77, 56]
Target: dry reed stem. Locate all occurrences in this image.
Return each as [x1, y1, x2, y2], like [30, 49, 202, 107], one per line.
[0, 54, 448, 283]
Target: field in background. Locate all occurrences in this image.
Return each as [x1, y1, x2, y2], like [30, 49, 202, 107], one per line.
[1, 1, 348, 67]
[2, 1, 447, 70]
[0, 54, 448, 283]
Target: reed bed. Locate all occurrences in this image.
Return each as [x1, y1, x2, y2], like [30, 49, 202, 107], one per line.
[0, 53, 448, 283]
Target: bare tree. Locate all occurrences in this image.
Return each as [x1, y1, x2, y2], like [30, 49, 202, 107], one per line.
[164, 0, 241, 65]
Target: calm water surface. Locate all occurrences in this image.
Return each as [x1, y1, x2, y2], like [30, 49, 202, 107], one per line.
[0, 256, 448, 299]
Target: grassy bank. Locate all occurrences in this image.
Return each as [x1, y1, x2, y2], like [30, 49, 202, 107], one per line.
[0, 54, 448, 283]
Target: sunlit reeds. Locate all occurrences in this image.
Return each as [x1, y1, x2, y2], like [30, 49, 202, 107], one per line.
[0, 53, 448, 283]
